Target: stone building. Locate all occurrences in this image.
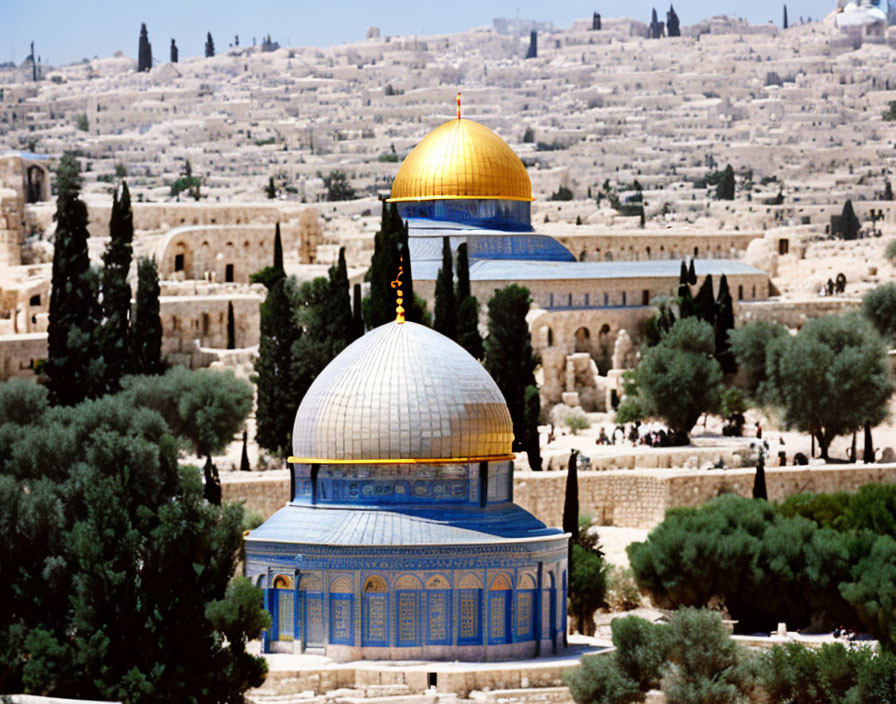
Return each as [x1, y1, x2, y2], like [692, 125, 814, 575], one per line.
[389, 114, 768, 385]
[245, 320, 568, 661]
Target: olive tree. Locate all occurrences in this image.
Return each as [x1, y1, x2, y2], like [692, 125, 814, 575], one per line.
[764, 314, 893, 460]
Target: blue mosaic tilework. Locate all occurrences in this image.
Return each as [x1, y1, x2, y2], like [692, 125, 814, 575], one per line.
[329, 594, 353, 645]
[398, 199, 532, 232]
[397, 591, 419, 647]
[362, 593, 389, 647]
[305, 593, 324, 646]
[427, 590, 451, 645]
[516, 590, 535, 640]
[458, 589, 482, 645]
[278, 590, 294, 640]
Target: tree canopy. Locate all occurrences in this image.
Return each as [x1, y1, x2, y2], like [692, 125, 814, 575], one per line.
[617, 317, 723, 442]
[862, 282, 896, 344]
[764, 314, 893, 459]
[0, 381, 267, 702]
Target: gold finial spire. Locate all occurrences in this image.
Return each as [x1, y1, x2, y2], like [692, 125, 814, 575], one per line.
[457, 91, 461, 120]
[391, 257, 405, 324]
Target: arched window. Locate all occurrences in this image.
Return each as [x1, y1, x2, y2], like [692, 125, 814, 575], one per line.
[516, 574, 537, 641]
[488, 574, 512, 645]
[329, 576, 353, 645]
[395, 575, 422, 647]
[426, 575, 451, 645]
[574, 327, 591, 353]
[458, 574, 483, 645]
[362, 576, 388, 647]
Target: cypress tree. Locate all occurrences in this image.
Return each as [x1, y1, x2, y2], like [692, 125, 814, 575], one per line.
[45, 152, 103, 406]
[138, 23, 152, 73]
[484, 285, 539, 452]
[841, 199, 860, 240]
[364, 201, 402, 328]
[324, 247, 354, 353]
[455, 242, 484, 359]
[783, 4, 789, 29]
[227, 302, 235, 349]
[205, 32, 215, 58]
[101, 181, 133, 394]
[679, 260, 688, 285]
[433, 236, 456, 339]
[203, 456, 221, 505]
[677, 261, 696, 319]
[563, 449, 580, 542]
[715, 274, 736, 373]
[694, 273, 715, 326]
[688, 258, 697, 285]
[274, 222, 283, 273]
[240, 430, 251, 471]
[752, 452, 767, 500]
[864, 423, 874, 463]
[396, 205, 428, 325]
[132, 257, 163, 375]
[524, 385, 542, 471]
[254, 277, 301, 458]
[716, 164, 735, 200]
[350, 282, 364, 341]
[170, 38, 178, 63]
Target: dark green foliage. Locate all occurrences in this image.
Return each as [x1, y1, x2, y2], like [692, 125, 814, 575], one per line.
[679, 260, 688, 285]
[455, 243, 483, 359]
[663, 608, 754, 704]
[249, 266, 283, 289]
[0, 377, 48, 426]
[693, 274, 714, 326]
[0, 389, 268, 702]
[321, 170, 356, 201]
[563, 450, 580, 541]
[121, 366, 253, 459]
[714, 275, 736, 373]
[687, 259, 697, 286]
[716, 164, 735, 200]
[839, 200, 860, 240]
[777, 490, 853, 529]
[100, 181, 134, 394]
[842, 483, 896, 538]
[265, 177, 276, 199]
[550, 185, 574, 201]
[45, 152, 103, 406]
[131, 257, 163, 375]
[862, 283, 896, 343]
[783, 3, 788, 29]
[138, 23, 152, 73]
[627, 495, 860, 633]
[273, 222, 283, 272]
[840, 534, 896, 649]
[753, 455, 767, 500]
[619, 318, 723, 441]
[764, 314, 893, 460]
[759, 642, 879, 704]
[667, 5, 681, 36]
[524, 385, 542, 471]
[204, 454, 222, 505]
[434, 237, 456, 339]
[253, 277, 301, 458]
[396, 210, 428, 325]
[170, 160, 200, 200]
[205, 32, 215, 57]
[350, 282, 364, 341]
[323, 248, 354, 351]
[850, 647, 896, 702]
[644, 297, 677, 347]
[239, 430, 250, 471]
[611, 616, 670, 691]
[364, 202, 403, 329]
[564, 653, 642, 704]
[227, 302, 235, 349]
[484, 285, 539, 452]
[568, 542, 610, 636]
[728, 320, 787, 399]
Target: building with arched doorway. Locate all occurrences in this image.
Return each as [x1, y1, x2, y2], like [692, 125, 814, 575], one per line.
[245, 320, 568, 661]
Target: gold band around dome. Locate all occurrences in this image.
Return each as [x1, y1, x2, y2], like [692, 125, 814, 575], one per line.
[386, 194, 535, 203]
[287, 454, 515, 465]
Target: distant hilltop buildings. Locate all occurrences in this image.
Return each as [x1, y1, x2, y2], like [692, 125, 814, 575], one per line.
[492, 18, 554, 36]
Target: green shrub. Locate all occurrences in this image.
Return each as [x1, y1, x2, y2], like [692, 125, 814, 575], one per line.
[886, 239, 896, 262]
[842, 483, 896, 538]
[568, 542, 609, 636]
[663, 608, 754, 704]
[760, 642, 874, 704]
[776, 490, 852, 529]
[849, 648, 896, 703]
[611, 615, 670, 691]
[564, 653, 642, 704]
[862, 283, 896, 343]
[840, 534, 896, 650]
[567, 414, 591, 434]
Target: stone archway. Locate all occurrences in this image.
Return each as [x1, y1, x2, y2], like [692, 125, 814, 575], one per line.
[574, 326, 591, 354]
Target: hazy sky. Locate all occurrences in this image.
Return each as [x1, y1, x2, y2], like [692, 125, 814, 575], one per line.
[4, 1, 828, 66]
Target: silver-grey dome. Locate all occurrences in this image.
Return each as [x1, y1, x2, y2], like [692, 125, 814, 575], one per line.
[292, 321, 513, 461]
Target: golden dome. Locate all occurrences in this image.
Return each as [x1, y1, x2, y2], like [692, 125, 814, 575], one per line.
[389, 118, 533, 203]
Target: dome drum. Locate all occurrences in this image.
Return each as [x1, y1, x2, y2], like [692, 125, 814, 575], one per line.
[396, 198, 532, 232]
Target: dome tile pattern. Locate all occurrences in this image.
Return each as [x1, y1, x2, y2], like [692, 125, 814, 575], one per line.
[292, 321, 513, 460]
[389, 118, 533, 203]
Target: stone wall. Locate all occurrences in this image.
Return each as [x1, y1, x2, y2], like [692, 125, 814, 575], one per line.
[223, 463, 896, 531]
[736, 297, 862, 328]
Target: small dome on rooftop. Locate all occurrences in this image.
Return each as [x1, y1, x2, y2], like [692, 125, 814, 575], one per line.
[292, 321, 513, 462]
[389, 118, 533, 203]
